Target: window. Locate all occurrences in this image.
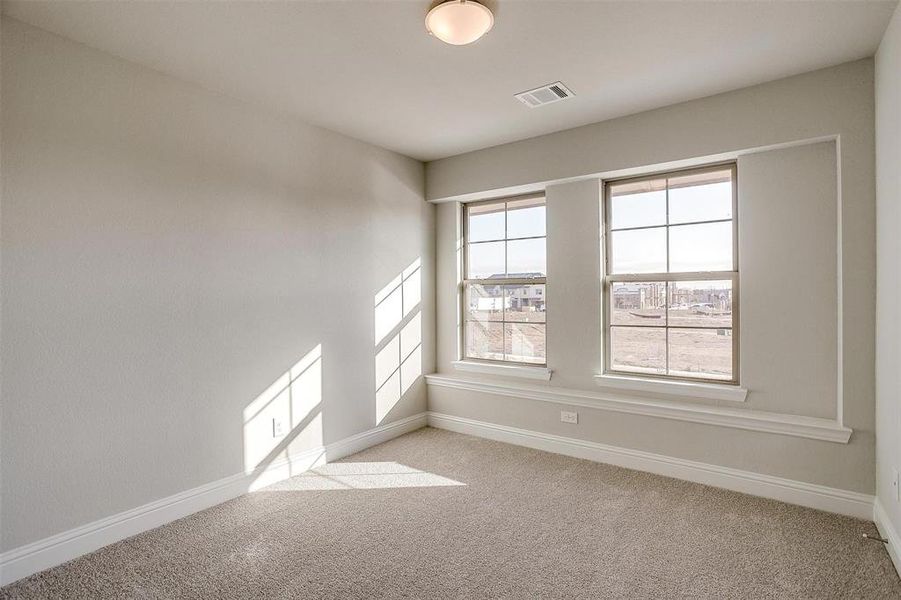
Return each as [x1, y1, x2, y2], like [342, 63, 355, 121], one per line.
[604, 164, 738, 383]
[463, 195, 546, 365]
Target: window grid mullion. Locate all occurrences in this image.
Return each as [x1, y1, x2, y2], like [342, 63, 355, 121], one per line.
[464, 278, 547, 284]
[606, 271, 736, 283]
[503, 204, 508, 360]
[467, 234, 547, 244]
[609, 217, 732, 234]
[665, 180, 670, 376]
[665, 282, 670, 376]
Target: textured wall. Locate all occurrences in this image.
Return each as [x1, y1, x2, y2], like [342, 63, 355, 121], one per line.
[431, 61, 876, 494]
[876, 2, 901, 539]
[0, 19, 433, 551]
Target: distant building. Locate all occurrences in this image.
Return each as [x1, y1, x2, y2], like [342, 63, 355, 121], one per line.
[472, 273, 546, 313]
[614, 283, 732, 312]
[670, 286, 732, 310]
[613, 283, 666, 310]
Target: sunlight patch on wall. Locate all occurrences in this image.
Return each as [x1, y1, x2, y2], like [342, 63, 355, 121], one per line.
[259, 461, 465, 491]
[375, 274, 404, 346]
[375, 259, 423, 424]
[243, 344, 323, 491]
[402, 259, 421, 317]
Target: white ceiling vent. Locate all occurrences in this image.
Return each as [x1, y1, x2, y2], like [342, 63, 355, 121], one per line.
[514, 82, 574, 108]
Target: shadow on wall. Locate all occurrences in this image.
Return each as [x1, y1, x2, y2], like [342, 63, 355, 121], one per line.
[243, 344, 324, 491]
[374, 258, 423, 425]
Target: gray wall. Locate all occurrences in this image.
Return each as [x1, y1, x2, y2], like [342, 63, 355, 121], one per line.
[431, 60, 875, 494]
[876, 4, 901, 536]
[0, 19, 434, 551]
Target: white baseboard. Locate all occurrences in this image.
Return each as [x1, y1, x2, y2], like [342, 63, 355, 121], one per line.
[874, 498, 901, 579]
[326, 413, 426, 461]
[1, 410, 876, 588]
[0, 412, 427, 587]
[427, 411, 873, 520]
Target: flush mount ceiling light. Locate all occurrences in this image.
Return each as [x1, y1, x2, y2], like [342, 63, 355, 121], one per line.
[425, 0, 494, 46]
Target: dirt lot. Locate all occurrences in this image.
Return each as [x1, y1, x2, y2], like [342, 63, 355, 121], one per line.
[611, 326, 732, 380]
[611, 306, 731, 328]
[465, 320, 545, 364]
[465, 307, 731, 378]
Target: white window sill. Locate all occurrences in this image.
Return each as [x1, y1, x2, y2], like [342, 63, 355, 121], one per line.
[452, 360, 553, 381]
[425, 374, 850, 443]
[594, 374, 748, 403]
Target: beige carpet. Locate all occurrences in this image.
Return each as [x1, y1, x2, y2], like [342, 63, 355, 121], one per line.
[2, 427, 900, 599]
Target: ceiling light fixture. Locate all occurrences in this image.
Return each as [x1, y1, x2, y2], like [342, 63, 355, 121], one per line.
[425, 0, 494, 46]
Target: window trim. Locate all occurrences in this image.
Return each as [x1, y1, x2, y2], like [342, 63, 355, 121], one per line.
[452, 360, 553, 381]
[461, 193, 548, 367]
[602, 162, 740, 385]
[594, 373, 747, 402]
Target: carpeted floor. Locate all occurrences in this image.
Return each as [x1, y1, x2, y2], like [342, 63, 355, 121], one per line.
[2, 427, 900, 599]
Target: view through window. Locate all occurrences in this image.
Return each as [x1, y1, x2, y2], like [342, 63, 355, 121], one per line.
[463, 196, 546, 365]
[604, 165, 738, 382]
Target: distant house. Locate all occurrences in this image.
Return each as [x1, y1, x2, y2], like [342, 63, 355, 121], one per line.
[472, 273, 546, 312]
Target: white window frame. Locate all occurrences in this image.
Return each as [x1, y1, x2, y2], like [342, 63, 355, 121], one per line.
[602, 163, 740, 385]
[461, 194, 548, 368]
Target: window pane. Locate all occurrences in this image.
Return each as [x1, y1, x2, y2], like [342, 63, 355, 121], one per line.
[466, 283, 504, 322]
[467, 202, 505, 242]
[609, 178, 666, 230]
[507, 197, 545, 239]
[465, 195, 549, 366]
[668, 170, 732, 225]
[465, 321, 504, 361]
[667, 328, 732, 381]
[610, 228, 666, 274]
[467, 241, 505, 279]
[610, 282, 666, 326]
[505, 323, 545, 364]
[668, 281, 732, 328]
[507, 238, 546, 277]
[610, 326, 666, 375]
[505, 284, 546, 323]
[669, 221, 732, 272]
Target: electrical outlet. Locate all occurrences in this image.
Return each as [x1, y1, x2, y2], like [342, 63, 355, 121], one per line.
[272, 417, 286, 438]
[560, 410, 578, 424]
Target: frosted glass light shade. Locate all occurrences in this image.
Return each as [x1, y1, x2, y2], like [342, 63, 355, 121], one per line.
[425, 0, 494, 46]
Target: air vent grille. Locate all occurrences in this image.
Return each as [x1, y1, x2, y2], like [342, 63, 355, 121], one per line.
[515, 82, 574, 108]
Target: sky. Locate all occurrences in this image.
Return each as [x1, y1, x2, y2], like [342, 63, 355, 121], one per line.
[466, 181, 734, 278]
[468, 204, 546, 278]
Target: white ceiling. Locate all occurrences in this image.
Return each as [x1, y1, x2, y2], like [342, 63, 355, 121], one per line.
[3, 1, 897, 161]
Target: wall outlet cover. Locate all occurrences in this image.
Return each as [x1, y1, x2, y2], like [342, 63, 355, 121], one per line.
[894, 469, 900, 502]
[561, 410, 578, 424]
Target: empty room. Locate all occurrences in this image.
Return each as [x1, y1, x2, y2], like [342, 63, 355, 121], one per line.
[2, 0, 901, 597]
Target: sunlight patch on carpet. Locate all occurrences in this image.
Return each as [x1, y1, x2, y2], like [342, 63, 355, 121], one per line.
[258, 461, 465, 491]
